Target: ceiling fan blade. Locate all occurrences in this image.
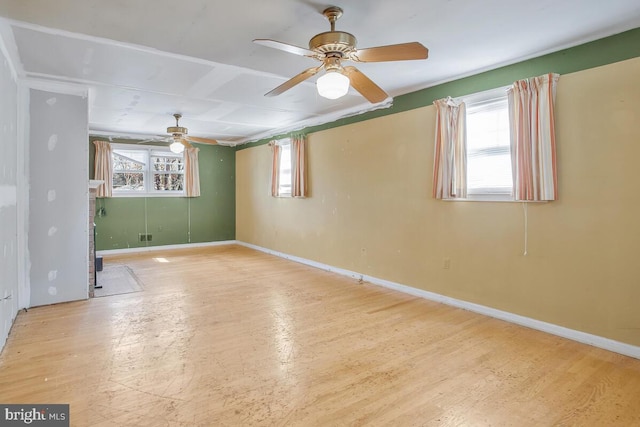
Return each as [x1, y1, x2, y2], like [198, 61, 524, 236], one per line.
[266, 65, 323, 97]
[253, 39, 317, 57]
[186, 136, 218, 145]
[343, 66, 389, 103]
[137, 137, 169, 145]
[180, 138, 193, 148]
[351, 42, 429, 62]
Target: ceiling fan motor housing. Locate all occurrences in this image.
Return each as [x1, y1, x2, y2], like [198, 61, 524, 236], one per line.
[309, 31, 357, 57]
[168, 113, 187, 136]
[167, 126, 188, 136]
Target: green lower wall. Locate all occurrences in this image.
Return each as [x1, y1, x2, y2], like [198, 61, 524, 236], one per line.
[89, 138, 236, 250]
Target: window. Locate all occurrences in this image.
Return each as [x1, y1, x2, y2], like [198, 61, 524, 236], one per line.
[462, 87, 512, 200]
[112, 144, 184, 196]
[113, 149, 145, 192]
[150, 153, 184, 192]
[276, 139, 292, 197]
[270, 136, 307, 198]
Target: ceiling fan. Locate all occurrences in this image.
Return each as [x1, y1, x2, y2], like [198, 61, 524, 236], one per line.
[254, 6, 429, 103]
[161, 113, 219, 153]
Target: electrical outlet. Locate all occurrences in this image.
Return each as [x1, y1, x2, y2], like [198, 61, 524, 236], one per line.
[146, 234, 152, 242]
[443, 258, 451, 269]
[139, 233, 146, 242]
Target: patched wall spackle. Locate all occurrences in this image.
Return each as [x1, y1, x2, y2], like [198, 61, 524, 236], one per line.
[47, 134, 57, 151]
[0, 36, 19, 352]
[27, 89, 89, 307]
[0, 184, 17, 209]
[82, 47, 93, 76]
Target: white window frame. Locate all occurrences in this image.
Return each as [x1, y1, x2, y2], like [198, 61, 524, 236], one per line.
[111, 143, 185, 197]
[274, 138, 292, 198]
[457, 86, 514, 202]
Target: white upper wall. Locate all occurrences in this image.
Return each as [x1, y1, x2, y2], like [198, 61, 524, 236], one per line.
[0, 31, 19, 351]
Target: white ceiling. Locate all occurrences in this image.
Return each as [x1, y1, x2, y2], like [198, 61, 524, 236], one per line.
[0, 0, 639, 145]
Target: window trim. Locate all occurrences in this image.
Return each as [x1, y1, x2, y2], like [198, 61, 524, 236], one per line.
[111, 143, 185, 197]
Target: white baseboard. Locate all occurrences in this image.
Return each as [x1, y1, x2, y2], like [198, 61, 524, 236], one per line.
[97, 240, 237, 256]
[237, 241, 640, 360]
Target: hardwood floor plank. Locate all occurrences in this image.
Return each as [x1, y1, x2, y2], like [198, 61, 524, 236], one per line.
[1, 245, 639, 426]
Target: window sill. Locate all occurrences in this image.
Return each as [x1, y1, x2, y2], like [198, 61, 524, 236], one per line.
[443, 194, 548, 203]
[111, 192, 186, 198]
[463, 193, 514, 202]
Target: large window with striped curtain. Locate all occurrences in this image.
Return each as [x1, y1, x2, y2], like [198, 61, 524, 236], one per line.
[433, 73, 559, 202]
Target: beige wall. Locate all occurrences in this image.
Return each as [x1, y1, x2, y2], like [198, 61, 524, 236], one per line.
[236, 57, 640, 346]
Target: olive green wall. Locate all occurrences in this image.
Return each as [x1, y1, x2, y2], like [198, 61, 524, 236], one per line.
[236, 29, 640, 347]
[89, 137, 236, 250]
[241, 27, 640, 149]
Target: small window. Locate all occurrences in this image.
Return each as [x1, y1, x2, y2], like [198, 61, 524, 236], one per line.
[113, 149, 146, 192]
[151, 152, 185, 192]
[462, 87, 513, 200]
[277, 140, 292, 197]
[112, 144, 185, 196]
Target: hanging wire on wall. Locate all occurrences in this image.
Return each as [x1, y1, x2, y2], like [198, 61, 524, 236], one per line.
[522, 202, 528, 256]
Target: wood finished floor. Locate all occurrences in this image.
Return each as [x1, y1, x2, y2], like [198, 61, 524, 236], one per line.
[1, 245, 639, 426]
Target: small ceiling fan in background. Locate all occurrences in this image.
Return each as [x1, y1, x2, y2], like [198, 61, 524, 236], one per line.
[140, 114, 219, 153]
[254, 6, 429, 103]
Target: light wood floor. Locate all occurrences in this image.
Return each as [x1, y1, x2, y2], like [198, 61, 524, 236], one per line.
[1, 245, 639, 426]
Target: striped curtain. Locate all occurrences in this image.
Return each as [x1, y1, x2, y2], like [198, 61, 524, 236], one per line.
[270, 142, 280, 197]
[93, 140, 113, 198]
[508, 73, 559, 201]
[184, 146, 200, 197]
[291, 136, 307, 198]
[432, 97, 467, 199]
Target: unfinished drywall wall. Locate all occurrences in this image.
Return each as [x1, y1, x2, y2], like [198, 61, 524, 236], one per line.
[236, 55, 640, 347]
[28, 89, 88, 306]
[0, 41, 19, 351]
[89, 139, 236, 250]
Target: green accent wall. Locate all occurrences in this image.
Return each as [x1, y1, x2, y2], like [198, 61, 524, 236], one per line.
[89, 137, 236, 250]
[239, 27, 640, 150]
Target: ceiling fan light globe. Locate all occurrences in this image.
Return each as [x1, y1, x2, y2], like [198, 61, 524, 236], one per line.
[170, 141, 185, 154]
[317, 71, 350, 99]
